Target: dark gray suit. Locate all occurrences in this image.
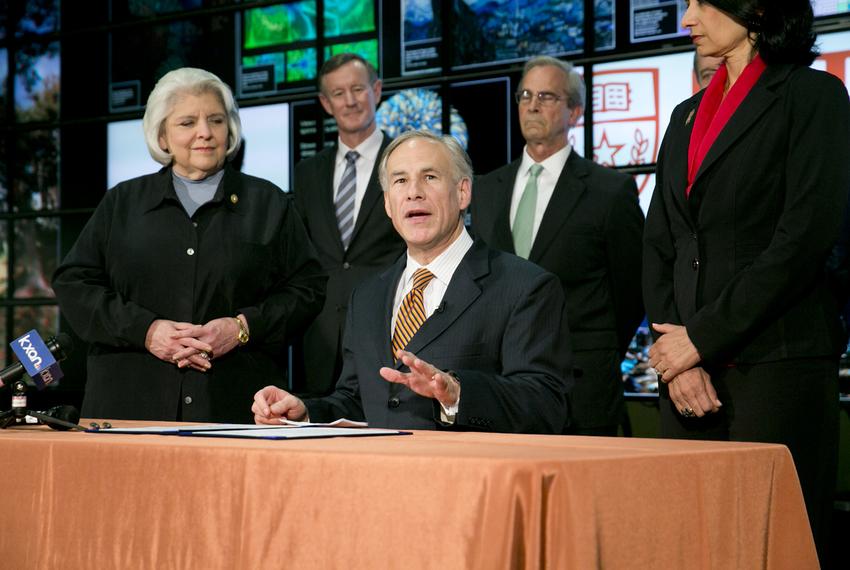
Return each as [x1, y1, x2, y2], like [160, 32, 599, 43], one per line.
[305, 240, 572, 433]
[473, 152, 644, 432]
[293, 134, 405, 396]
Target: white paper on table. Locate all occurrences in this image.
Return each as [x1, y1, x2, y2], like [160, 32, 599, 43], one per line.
[279, 418, 369, 428]
[191, 426, 408, 440]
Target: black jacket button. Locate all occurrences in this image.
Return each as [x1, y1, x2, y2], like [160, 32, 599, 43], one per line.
[388, 397, 400, 408]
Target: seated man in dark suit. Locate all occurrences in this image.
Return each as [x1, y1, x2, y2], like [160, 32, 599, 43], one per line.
[253, 130, 572, 433]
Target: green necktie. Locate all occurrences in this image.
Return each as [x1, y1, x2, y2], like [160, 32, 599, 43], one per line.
[512, 164, 543, 259]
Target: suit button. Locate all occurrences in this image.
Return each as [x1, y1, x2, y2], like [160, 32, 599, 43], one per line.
[184, 396, 193, 405]
[343, 262, 351, 269]
[388, 397, 400, 408]
[690, 232, 697, 240]
[692, 258, 700, 271]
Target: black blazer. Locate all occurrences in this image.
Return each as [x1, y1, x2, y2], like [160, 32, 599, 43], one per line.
[472, 152, 644, 428]
[293, 134, 406, 396]
[305, 240, 573, 434]
[643, 64, 850, 365]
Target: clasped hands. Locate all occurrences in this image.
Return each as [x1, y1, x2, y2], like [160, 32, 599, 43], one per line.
[648, 323, 722, 418]
[145, 317, 243, 372]
[252, 350, 460, 424]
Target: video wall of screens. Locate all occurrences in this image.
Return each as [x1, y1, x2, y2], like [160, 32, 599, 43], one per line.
[630, 0, 687, 44]
[591, 51, 695, 211]
[107, 102, 291, 191]
[288, 77, 513, 177]
[109, 13, 234, 112]
[236, 0, 379, 98]
[402, 0, 615, 76]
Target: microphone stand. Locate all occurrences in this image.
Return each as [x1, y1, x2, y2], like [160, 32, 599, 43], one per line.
[0, 380, 85, 431]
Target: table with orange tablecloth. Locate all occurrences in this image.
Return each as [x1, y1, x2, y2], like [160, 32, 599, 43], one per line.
[0, 423, 817, 569]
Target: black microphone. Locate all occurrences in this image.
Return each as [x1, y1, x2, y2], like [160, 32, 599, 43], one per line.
[0, 333, 73, 389]
[19, 405, 81, 431]
[435, 301, 446, 314]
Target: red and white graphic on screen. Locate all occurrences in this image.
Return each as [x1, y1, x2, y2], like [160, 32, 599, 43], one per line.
[591, 69, 660, 195]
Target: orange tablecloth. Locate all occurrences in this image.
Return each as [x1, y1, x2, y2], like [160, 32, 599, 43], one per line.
[1, 423, 817, 569]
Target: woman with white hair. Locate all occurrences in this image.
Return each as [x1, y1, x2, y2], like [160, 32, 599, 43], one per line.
[53, 67, 326, 423]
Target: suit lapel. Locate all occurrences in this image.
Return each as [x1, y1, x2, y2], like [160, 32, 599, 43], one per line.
[529, 152, 588, 261]
[690, 65, 787, 200]
[670, 96, 701, 226]
[395, 242, 487, 369]
[488, 162, 521, 253]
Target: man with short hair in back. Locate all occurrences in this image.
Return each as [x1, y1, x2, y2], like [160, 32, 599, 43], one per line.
[292, 53, 405, 397]
[473, 56, 645, 436]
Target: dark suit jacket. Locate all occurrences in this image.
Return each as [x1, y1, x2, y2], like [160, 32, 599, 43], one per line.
[305, 240, 572, 433]
[293, 133, 406, 396]
[643, 64, 850, 365]
[472, 152, 644, 429]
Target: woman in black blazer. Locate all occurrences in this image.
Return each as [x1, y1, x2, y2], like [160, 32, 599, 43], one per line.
[643, 0, 850, 562]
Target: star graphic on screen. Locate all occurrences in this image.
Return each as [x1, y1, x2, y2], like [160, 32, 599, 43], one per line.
[593, 130, 626, 166]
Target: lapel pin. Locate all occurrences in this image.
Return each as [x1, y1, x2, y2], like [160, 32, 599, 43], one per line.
[685, 109, 695, 125]
[230, 194, 238, 204]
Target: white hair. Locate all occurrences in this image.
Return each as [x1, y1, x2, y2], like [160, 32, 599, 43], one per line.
[379, 130, 473, 192]
[142, 67, 242, 166]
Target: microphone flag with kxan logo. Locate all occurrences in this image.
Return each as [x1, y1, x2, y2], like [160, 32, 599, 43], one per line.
[10, 330, 64, 389]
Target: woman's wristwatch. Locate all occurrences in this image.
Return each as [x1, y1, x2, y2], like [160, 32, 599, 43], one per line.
[234, 316, 250, 346]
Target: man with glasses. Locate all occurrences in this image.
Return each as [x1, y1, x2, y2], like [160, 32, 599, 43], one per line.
[472, 56, 644, 436]
[293, 53, 405, 398]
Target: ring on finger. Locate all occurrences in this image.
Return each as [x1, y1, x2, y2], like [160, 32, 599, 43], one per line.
[200, 351, 211, 360]
[681, 407, 696, 418]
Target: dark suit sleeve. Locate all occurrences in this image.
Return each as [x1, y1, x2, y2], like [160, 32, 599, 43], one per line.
[643, 123, 684, 335]
[605, 176, 645, 356]
[687, 73, 850, 362]
[453, 271, 571, 434]
[53, 191, 159, 348]
[303, 289, 367, 423]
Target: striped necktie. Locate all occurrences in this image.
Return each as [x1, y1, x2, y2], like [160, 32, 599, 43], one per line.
[335, 150, 359, 249]
[391, 268, 436, 360]
[512, 163, 543, 259]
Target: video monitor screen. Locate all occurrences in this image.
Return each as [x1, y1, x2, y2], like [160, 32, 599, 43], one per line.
[813, 30, 850, 90]
[12, 217, 60, 300]
[402, 1, 610, 75]
[109, 13, 234, 113]
[238, 0, 379, 98]
[813, 1, 850, 17]
[14, 41, 60, 122]
[451, 0, 602, 72]
[0, 47, 7, 111]
[630, 0, 688, 44]
[325, 38, 380, 70]
[325, 0, 375, 37]
[13, 129, 60, 212]
[15, 0, 59, 37]
[591, 51, 695, 208]
[107, 102, 290, 192]
[0, 2, 7, 41]
[109, 0, 204, 22]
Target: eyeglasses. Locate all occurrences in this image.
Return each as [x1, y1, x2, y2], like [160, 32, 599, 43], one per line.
[515, 89, 566, 106]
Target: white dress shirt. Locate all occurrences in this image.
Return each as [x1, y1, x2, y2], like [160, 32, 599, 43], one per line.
[333, 128, 384, 225]
[509, 144, 572, 243]
[390, 227, 473, 422]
